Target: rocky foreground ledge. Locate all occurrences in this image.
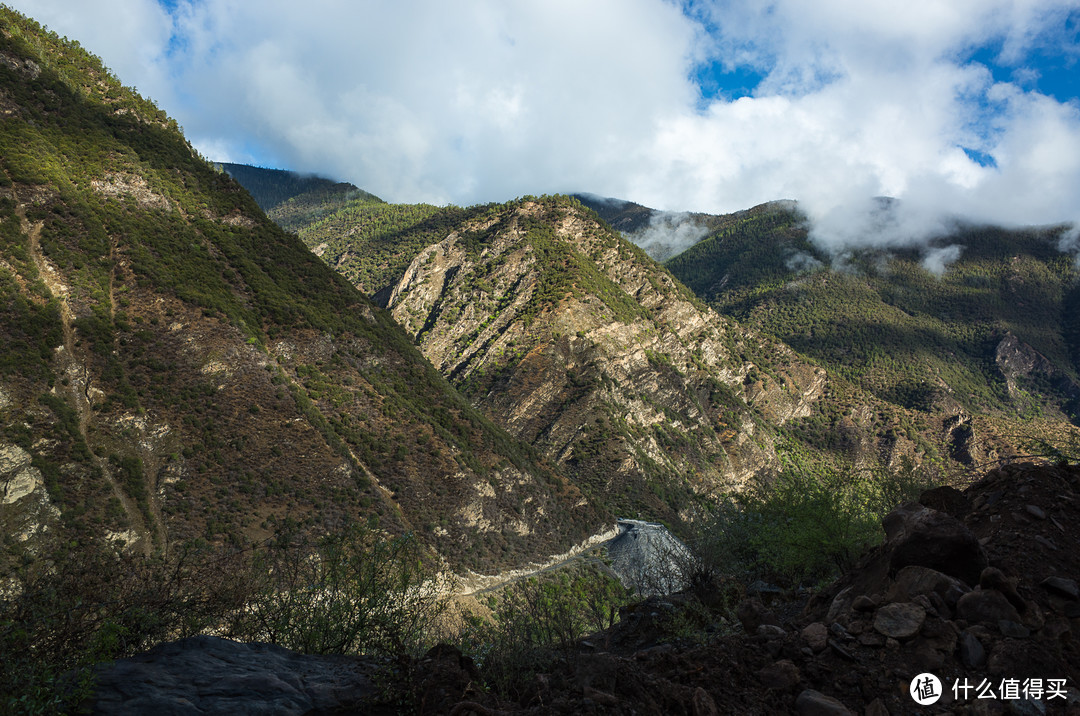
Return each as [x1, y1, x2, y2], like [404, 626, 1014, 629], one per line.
[81, 463, 1080, 714]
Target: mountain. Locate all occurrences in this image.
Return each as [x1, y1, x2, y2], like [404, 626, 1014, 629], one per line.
[0, 8, 605, 573]
[377, 196, 834, 520]
[245, 184, 864, 523]
[246, 168, 1080, 486]
[663, 201, 1080, 463]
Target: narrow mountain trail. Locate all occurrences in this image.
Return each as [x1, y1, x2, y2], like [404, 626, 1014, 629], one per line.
[18, 203, 156, 553]
[455, 524, 620, 595]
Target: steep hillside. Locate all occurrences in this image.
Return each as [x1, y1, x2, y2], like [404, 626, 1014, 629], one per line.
[280, 191, 832, 524]
[665, 202, 1080, 464]
[0, 8, 605, 573]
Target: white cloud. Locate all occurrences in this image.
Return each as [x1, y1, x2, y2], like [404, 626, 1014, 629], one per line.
[6, 0, 1080, 250]
[10, 0, 173, 93]
[922, 245, 964, 275]
[623, 211, 711, 261]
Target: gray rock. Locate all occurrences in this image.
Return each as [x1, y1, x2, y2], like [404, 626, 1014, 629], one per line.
[692, 687, 719, 716]
[801, 622, 828, 653]
[738, 597, 779, 633]
[958, 630, 986, 668]
[852, 595, 877, 612]
[758, 659, 801, 690]
[795, 689, 853, 716]
[980, 567, 1026, 613]
[944, 584, 969, 610]
[1040, 576, 1079, 600]
[81, 636, 376, 716]
[828, 622, 850, 639]
[1034, 535, 1058, 551]
[887, 565, 970, 605]
[998, 620, 1030, 638]
[956, 588, 1021, 626]
[1025, 504, 1046, 520]
[827, 640, 856, 661]
[757, 624, 786, 639]
[826, 586, 854, 624]
[873, 602, 926, 639]
[916, 618, 958, 654]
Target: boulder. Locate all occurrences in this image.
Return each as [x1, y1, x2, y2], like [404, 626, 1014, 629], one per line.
[758, 659, 801, 691]
[882, 503, 987, 586]
[958, 630, 986, 669]
[738, 597, 779, 633]
[979, 567, 1025, 614]
[886, 565, 970, 606]
[800, 623, 828, 653]
[80, 635, 375, 715]
[918, 485, 970, 518]
[955, 589, 1022, 626]
[852, 595, 877, 612]
[872, 602, 926, 639]
[1040, 576, 1079, 600]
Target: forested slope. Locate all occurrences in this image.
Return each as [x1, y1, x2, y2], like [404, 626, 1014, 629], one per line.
[0, 8, 604, 573]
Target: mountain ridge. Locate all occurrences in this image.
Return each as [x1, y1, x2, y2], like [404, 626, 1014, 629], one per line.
[0, 8, 604, 573]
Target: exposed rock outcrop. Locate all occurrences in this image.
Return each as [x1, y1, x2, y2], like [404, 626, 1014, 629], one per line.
[385, 199, 826, 522]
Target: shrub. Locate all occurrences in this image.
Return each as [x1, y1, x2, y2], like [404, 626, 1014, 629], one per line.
[1022, 429, 1080, 466]
[686, 463, 937, 588]
[223, 524, 447, 657]
[0, 522, 449, 713]
[457, 565, 629, 700]
[0, 540, 252, 715]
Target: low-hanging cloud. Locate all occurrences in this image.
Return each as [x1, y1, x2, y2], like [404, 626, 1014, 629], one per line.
[624, 211, 710, 261]
[786, 251, 824, 273]
[1059, 225, 1080, 265]
[921, 245, 964, 276]
[9, 0, 1080, 254]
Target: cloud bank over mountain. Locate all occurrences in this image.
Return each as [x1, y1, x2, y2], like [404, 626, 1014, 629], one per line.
[15, 0, 1080, 246]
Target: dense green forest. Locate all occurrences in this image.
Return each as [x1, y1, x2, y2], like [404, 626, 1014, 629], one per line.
[665, 207, 1080, 422]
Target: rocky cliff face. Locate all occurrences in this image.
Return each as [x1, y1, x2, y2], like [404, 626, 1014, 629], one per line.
[383, 197, 826, 522]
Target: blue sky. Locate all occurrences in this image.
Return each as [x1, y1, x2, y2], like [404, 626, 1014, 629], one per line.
[691, 6, 1080, 107]
[10, 0, 1080, 249]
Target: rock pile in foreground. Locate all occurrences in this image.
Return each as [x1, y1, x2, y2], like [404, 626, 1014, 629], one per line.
[82, 463, 1080, 714]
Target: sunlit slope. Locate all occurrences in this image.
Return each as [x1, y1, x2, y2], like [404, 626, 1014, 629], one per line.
[0, 7, 601, 572]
